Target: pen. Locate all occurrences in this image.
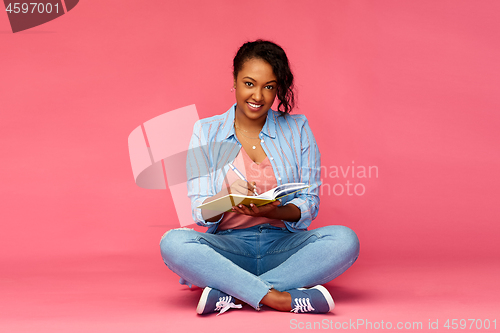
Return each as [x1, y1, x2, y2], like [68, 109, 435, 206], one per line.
[228, 163, 259, 195]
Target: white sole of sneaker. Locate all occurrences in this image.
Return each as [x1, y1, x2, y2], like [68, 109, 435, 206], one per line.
[311, 285, 335, 312]
[196, 287, 213, 314]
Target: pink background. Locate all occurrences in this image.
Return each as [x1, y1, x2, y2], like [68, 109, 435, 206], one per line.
[1, 1, 499, 332]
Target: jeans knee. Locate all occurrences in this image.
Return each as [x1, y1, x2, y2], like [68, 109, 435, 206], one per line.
[159, 228, 196, 262]
[339, 226, 360, 259]
[319, 225, 360, 258]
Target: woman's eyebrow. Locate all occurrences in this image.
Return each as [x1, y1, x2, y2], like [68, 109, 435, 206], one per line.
[242, 76, 277, 84]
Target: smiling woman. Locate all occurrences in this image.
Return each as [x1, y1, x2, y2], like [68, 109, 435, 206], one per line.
[233, 40, 295, 116]
[159, 40, 360, 316]
[234, 58, 277, 124]
[234, 58, 278, 159]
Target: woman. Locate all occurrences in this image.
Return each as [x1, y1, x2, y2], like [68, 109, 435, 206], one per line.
[160, 40, 359, 315]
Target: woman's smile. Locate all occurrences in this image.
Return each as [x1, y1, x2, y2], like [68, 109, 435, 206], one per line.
[247, 102, 264, 111]
[234, 58, 278, 124]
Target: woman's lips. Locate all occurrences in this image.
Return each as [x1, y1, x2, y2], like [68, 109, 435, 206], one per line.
[247, 102, 263, 111]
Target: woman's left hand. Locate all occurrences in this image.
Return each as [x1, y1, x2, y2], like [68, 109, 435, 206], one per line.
[231, 200, 281, 218]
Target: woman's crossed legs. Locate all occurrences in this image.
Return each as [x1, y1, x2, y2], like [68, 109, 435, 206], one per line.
[160, 224, 359, 311]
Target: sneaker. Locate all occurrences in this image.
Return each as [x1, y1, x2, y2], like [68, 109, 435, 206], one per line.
[287, 285, 335, 313]
[196, 287, 242, 316]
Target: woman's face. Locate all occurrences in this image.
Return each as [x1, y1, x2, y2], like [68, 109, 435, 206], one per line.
[234, 58, 278, 124]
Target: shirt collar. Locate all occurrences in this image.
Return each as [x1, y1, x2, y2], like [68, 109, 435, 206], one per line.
[221, 104, 277, 140]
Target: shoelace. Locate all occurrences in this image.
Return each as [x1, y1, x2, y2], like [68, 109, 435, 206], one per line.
[290, 297, 315, 313]
[214, 296, 242, 316]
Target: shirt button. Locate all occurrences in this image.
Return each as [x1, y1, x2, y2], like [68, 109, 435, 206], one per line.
[270, 157, 274, 160]
[278, 177, 281, 181]
[261, 139, 264, 143]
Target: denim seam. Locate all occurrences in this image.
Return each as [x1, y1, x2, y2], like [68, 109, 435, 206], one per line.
[265, 233, 320, 255]
[194, 235, 253, 257]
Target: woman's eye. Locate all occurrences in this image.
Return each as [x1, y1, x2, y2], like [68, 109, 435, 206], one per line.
[266, 85, 274, 90]
[245, 82, 253, 87]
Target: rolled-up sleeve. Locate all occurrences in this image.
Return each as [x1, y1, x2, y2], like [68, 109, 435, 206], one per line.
[284, 117, 321, 230]
[186, 121, 222, 227]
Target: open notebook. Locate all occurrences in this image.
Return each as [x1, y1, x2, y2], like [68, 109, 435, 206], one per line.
[197, 183, 310, 212]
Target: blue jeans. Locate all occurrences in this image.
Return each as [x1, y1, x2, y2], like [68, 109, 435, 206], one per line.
[159, 224, 359, 309]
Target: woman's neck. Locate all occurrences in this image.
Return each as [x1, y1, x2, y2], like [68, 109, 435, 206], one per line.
[234, 111, 267, 133]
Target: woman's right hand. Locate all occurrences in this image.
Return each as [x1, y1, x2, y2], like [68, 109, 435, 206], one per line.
[228, 179, 257, 196]
[201, 179, 257, 222]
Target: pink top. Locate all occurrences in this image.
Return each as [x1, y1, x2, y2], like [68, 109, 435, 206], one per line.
[218, 148, 286, 231]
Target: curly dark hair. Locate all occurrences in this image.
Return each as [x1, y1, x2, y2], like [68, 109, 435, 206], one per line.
[233, 40, 295, 115]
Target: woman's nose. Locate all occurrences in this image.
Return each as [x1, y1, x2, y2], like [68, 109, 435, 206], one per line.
[252, 89, 263, 102]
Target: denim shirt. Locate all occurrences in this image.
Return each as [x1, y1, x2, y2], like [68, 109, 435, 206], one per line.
[186, 104, 321, 233]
